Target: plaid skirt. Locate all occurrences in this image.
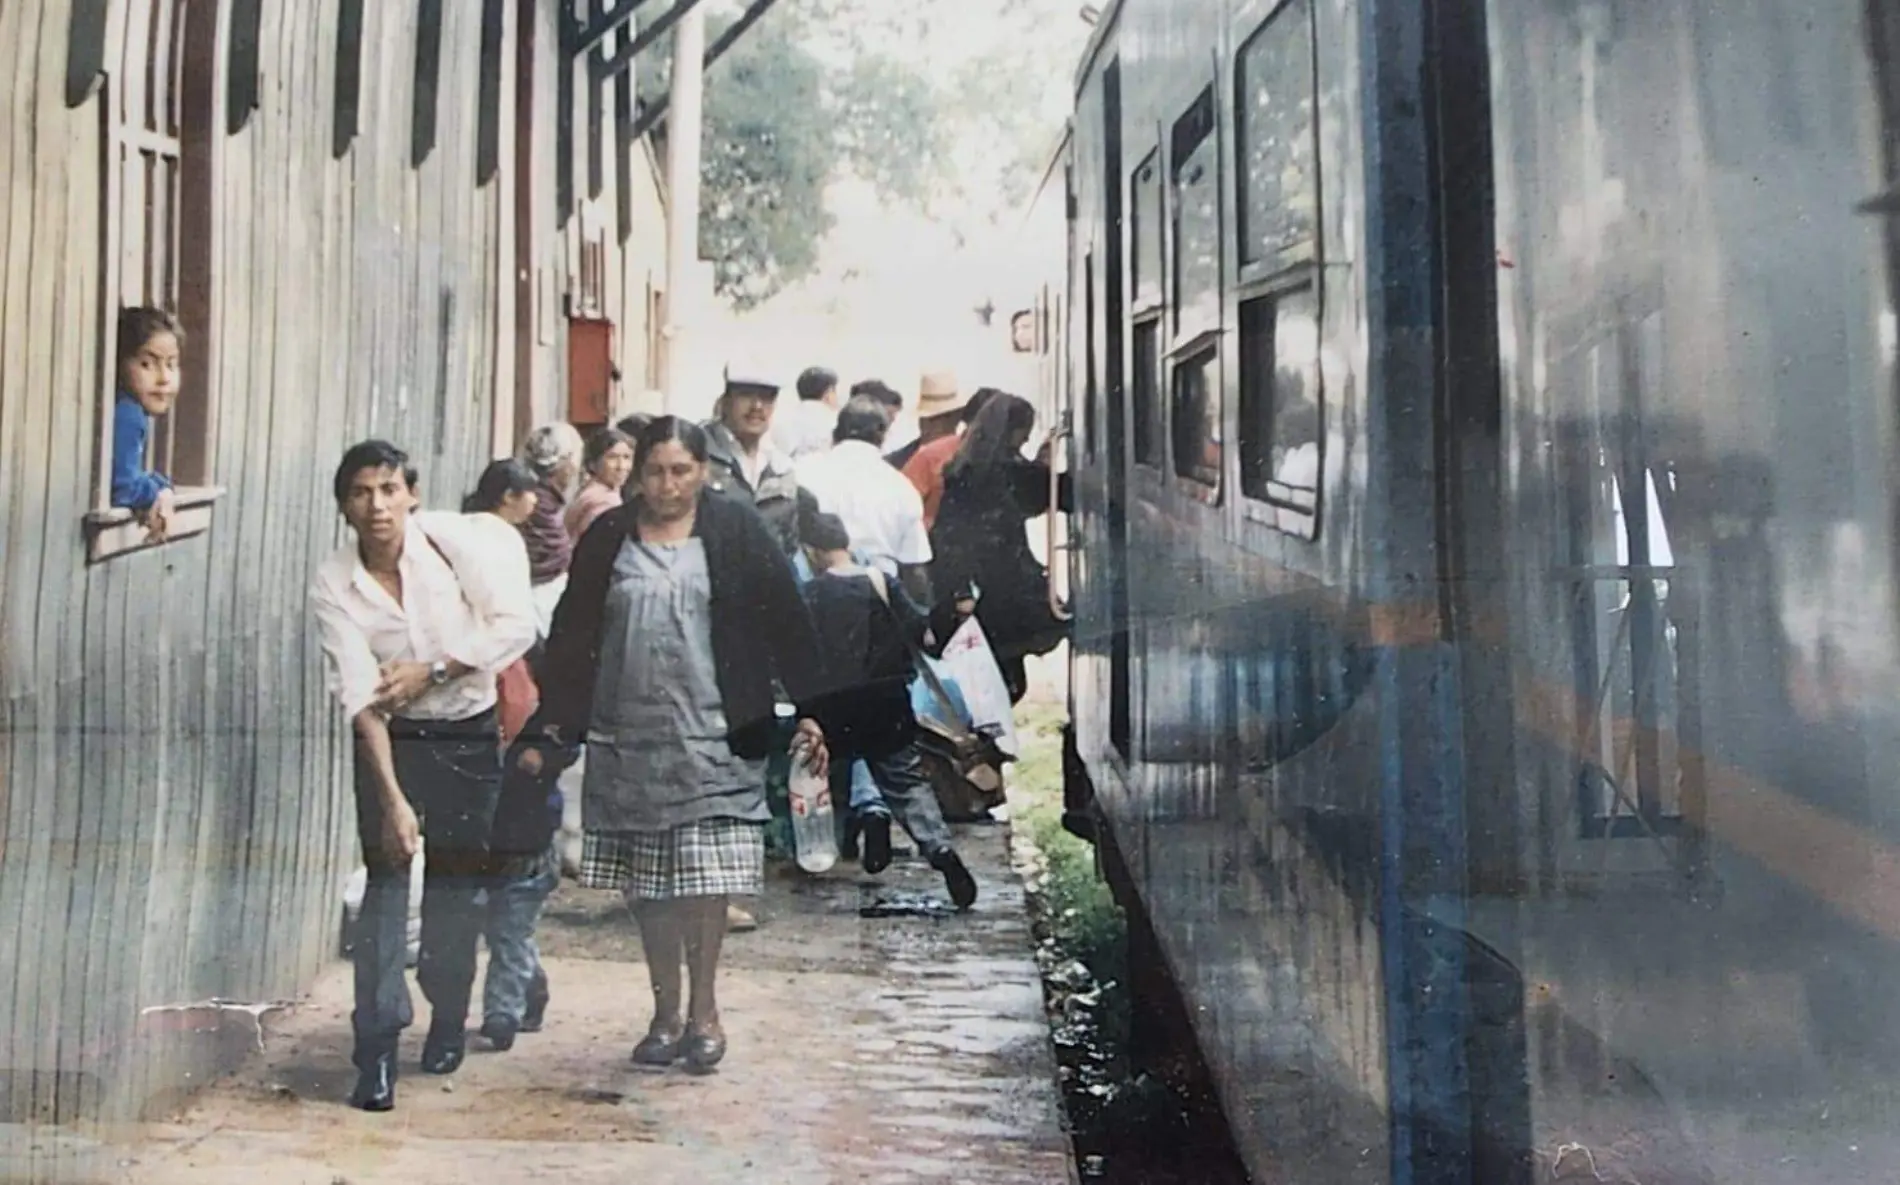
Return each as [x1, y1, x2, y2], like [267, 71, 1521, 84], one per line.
[577, 818, 765, 901]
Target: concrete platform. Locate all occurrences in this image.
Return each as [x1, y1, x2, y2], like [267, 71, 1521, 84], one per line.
[97, 822, 1075, 1184]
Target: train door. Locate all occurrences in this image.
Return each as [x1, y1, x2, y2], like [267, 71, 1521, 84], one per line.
[1423, 0, 1533, 1178]
[1102, 59, 1132, 758]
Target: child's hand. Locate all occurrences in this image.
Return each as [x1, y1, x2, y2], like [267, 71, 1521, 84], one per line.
[146, 488, 177, 543]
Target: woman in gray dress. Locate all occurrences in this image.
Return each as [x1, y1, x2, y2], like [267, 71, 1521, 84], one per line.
[528, 416, 829, 1073]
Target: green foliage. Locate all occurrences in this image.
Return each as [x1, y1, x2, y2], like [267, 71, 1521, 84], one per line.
[641, 0, 1084, 308]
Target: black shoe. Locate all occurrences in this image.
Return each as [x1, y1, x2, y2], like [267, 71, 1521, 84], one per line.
[931, 849, 978, 910]
[421, 1024, 467, 1075]
[861, 813, 893, 875]
[682, 1029, 727, 1075]
[522, 969, 549, 1033]
[351, 1051, 397, 1112]
[841, 816, 862, 861]
[480, 1015, 519, 1052]
[631, 1023, 684, 1067]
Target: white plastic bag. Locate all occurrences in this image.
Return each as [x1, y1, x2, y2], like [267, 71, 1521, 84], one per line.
[936, 615, 1019, 758]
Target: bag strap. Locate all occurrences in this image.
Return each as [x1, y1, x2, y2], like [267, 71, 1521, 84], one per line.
[864, 568, 971, 742]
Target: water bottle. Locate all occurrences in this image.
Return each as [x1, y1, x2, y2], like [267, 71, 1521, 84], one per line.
[788, 749, 838, 874]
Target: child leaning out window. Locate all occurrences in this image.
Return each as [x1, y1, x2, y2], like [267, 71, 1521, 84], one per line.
[112, 306, 183, 542]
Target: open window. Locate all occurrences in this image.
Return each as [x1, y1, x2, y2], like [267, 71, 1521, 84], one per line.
[1237, 285, 1321, 533]
[88, 0, 225, 562]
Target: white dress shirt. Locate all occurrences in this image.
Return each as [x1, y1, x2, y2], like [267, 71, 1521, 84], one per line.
[773, 399, 837, 462]
[794, 439, 933, 576]
[310, 510, 538, 722]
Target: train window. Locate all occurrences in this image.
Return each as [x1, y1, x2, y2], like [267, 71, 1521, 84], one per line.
[1236, 0, 1318, 270]
[1132, 318, 1163, 467]
[1238, 286, 1320, 515]
[1131, 149, 1163, 311]
[1171, 347, 1221, 491]
[1170, 90, 1220, 338]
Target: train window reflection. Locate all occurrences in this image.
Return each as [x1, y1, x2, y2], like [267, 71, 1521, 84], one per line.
[1131, 149, 1162, 311]
[1236, 0, 1318, 268]
[1133, 318, 1162, 468]
[1171, 348, 1221, 490]
[1238, 286, 1320, 514]
[1170, 89, 1220, 338]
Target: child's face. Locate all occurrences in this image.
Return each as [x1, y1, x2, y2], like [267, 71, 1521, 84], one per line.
[122, 330, 181, 416]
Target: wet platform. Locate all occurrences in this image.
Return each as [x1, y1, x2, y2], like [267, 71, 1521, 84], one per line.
[102, 822, 1075, 1184]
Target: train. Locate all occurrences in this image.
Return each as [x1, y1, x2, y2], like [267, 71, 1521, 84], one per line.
[1027, 1, 1900, 1182]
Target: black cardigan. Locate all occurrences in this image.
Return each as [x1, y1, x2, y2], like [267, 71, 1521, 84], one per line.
[531, 489, 827, 760]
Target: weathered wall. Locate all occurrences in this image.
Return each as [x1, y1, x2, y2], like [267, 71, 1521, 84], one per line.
[0, 0, 663, 1137]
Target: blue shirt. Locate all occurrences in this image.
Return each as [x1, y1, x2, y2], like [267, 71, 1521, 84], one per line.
[111, 394, 171, 511]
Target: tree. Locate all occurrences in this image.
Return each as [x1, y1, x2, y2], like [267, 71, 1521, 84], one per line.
[646, 0, 1081, 309]
[644, 0, 949, 309]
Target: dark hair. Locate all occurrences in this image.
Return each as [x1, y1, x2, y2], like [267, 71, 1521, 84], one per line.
[966, 387, 1002, 424]
[796, 367, 838, 403]
[849, 379, 902, 413]
[333, 440, 418, 505]
[584, 427, 636, 475]
[117, 306, 183, 366]
[632, 415, 710, 471]
[462, 458, 539, 513]
[833, 396, 891, 447]
[944, 392, 1036, 480]
[615, 412, 652, 438]
[801, 510, 851, 552]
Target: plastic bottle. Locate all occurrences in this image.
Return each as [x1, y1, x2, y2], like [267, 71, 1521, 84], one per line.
[787, 750, 837, 874]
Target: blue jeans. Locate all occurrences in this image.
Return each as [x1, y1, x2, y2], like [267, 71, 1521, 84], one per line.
[851, 744, 953, 859]
[482, 848, 559, 1026]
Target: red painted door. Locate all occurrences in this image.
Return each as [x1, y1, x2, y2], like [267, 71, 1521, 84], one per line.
[568, 317, 615, 428]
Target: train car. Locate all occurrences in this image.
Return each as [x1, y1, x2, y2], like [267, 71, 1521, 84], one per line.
[1037, 1, 1900, 1181]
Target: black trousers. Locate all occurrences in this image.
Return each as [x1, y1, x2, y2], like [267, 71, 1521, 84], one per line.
[350, 711, 500, 1063]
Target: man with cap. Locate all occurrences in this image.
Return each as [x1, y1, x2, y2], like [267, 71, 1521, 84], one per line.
[704, 367, 802, 556]
[884, 372, 967, 471]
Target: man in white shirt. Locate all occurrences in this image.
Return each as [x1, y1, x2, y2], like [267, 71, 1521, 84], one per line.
[773, 366, 840, 461]
[309, 440, 536, 1113]
[795, 395, 934, 604]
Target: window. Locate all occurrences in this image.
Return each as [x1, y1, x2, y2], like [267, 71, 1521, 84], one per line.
[412, 0, 446, 166]
[1171, 349, 1221, 490]
[1238, 287, 1320, 515]
[1170, 90, 1220, 338]
[1130, 149, 1163, 310]
[333, 0, 366, 157]
[1132, 319, 1162, 468]
[89, 0, 223, 561]
[1236, 0, 1318, 271]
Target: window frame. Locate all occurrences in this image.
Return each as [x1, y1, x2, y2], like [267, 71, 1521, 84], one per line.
[86, 0, 227, 563]
[1165, 84, 1224, 503]
[1130, 313, 1165, 470]
[1233, 0, 1322, 288]
[1231, 0, 1324, 537]
[1234, 274, 1323, 537]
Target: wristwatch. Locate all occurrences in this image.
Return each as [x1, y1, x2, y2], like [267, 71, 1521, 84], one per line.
[429, 660, 450, 686]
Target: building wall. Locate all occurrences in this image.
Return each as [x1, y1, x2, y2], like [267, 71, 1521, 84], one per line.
[0, 0, 669, 1136]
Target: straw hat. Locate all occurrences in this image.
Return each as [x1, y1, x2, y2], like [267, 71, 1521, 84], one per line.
[917, 372, 968, 419]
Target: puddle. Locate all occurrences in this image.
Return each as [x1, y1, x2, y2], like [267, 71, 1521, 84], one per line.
[861, 894, 958, 919]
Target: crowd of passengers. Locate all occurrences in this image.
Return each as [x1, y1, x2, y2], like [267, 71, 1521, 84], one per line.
[109, 307, 1071, 1113]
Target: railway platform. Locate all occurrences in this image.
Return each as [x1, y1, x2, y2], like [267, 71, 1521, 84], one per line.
[96, 821, 1075, 1184]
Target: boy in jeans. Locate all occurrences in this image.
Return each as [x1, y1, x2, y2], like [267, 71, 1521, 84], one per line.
[799, 512, 977, 909]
